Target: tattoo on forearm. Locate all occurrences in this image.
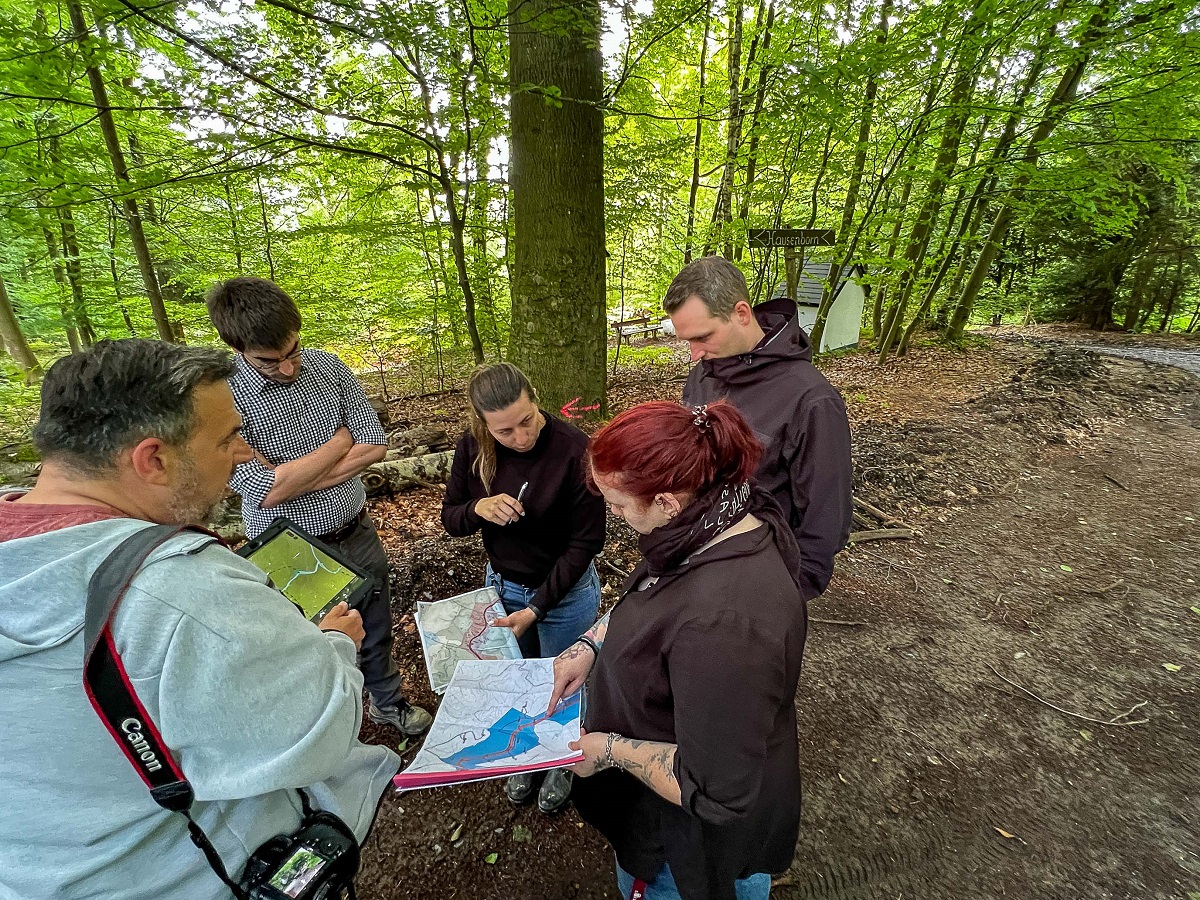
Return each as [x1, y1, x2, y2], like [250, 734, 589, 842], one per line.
[560, 643, 591, 662]
[586, 612, 611, 646]
[615, 737, 679, 798]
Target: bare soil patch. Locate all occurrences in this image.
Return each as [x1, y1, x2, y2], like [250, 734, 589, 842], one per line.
[357, 337, 1200, 900]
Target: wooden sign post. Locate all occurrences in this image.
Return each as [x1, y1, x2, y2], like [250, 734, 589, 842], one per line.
[748, 229, 836, 301]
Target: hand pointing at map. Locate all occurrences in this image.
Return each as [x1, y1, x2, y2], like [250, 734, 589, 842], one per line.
[318, 602, 365, 649]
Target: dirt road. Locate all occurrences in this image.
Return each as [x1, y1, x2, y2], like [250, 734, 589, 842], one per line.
[357, 339, 1200, 900]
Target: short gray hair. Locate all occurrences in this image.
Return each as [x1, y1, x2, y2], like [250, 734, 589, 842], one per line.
[33, 339, 236, 473]
[663, 256, 750, 321]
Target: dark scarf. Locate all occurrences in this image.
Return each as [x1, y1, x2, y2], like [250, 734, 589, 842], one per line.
[636, 481, 804, 591]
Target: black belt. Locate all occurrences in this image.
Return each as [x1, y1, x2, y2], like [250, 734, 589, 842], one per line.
[319, 508, 368, 544]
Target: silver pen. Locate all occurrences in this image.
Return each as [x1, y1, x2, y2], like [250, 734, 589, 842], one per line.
[516, 482, 529, 508]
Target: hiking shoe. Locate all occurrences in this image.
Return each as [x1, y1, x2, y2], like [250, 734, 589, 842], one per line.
[537, 769, 573, 814]
[368, 700, 432, 736]
[505, 772, 538, 805]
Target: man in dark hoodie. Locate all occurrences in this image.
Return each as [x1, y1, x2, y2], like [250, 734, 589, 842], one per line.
[665, 255, 853, 600]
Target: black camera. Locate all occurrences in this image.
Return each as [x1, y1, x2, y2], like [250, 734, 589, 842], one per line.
[241, 809, 360, 900]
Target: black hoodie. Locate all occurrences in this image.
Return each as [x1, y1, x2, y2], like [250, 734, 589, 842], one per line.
[682, 297, 852, 598]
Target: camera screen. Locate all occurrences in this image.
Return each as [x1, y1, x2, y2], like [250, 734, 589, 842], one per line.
[244, 528, 366, 620]
[267, 845, 329, 898]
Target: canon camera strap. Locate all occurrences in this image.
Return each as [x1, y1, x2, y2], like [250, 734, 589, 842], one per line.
[82, 524, 250, 900]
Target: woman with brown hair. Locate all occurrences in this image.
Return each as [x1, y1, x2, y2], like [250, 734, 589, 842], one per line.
[548, 400, 807, 900]
[441, 362, 606, 813]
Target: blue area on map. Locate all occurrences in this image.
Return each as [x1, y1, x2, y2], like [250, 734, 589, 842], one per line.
[445, 693, 581, 770]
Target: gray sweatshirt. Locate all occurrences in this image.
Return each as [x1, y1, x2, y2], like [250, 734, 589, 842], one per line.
[0, 518, 399, 899]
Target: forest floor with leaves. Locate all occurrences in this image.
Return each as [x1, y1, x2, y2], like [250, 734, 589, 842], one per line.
[353, 332, 1200, 900]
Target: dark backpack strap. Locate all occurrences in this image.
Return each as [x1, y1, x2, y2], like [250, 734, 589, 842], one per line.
[82, 524, 250, 900]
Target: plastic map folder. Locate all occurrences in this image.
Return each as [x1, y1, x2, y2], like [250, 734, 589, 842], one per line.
[393, 658, 583, 791]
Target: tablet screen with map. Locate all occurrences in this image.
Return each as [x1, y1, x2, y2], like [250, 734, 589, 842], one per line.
[237, 519, 375, 621]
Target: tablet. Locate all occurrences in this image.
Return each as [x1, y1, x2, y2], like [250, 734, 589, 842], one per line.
[237, 518, 375, 622]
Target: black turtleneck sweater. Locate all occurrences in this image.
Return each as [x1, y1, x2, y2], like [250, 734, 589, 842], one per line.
[441, 412, 606, 614]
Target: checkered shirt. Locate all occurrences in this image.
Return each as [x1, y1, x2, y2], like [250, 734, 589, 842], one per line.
[228, 348, 387, 539]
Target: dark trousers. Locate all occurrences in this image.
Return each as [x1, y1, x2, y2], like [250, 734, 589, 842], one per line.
[326, 514, 404, 708]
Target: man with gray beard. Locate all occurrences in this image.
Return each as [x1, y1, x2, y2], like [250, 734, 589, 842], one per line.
[0, 340, 399, 899]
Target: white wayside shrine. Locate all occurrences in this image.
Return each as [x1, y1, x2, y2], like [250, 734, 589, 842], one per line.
[792, 262, 867, 353]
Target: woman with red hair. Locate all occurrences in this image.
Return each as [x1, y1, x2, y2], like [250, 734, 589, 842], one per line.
[548, 400, 808, 900]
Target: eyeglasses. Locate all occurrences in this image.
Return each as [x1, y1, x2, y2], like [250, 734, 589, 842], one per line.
[246, 341, 302, 374]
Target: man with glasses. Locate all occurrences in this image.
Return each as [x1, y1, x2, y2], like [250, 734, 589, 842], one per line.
[206, 277, 432, 737]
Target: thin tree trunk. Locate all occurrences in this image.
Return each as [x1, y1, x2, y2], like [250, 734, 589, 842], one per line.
[1121, 243, 1157, 331]
[878, 0, 987, 363]
[406, 46, 485, 364]
[67, 0, 171, 341]
[733, 0, 775, 262]
[947, 3, 1115, 340]
[58, 204, 95, 346]
[704, 0, 744, 260]
[684, 2, 713, 265]
[108, 203, 135, 336]
[255, 172, 276, 280]
[224, 178, 245, 274]
[470, 155, 502, 358]
[0, 275, 42, 383]
[809, 0, 891, 349]
[1157, 249, 1185, 332]
[41, 221, 81, 352]
[413, 189, 447, 387]
[897, 112, 993, 354]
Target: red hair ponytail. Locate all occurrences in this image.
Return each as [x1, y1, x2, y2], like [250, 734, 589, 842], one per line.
[588, 400, 762, 503]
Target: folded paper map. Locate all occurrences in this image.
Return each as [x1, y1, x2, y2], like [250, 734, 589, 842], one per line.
[393, 657, 583, 791]
[416, 587, 522, 694]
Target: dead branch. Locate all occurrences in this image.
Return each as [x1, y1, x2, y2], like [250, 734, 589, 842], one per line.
[847, 527, 914, 544]
[986, 664, 1149, 727]
[596, 556, 631, 579]
[1084, 578, 1125, 595]
[853, 496, 909, 527]
[898, 726, 961, 771]
[1102, 473, 1130, 491]
[852, 545, 920, 592]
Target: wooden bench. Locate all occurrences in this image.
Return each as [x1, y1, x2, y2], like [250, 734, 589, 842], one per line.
[610, 316, 663, 339]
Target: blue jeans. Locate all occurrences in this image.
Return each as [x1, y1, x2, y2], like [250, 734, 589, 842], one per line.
[485, 563, 601, 658]
[617, 862, 770, 900]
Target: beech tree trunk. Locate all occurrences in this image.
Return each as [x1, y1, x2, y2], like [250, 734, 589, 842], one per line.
[507, 0, 607, 420]
[67, 0, 172, 342]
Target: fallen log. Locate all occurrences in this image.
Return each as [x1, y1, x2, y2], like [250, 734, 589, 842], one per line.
[387, 424, 453, 455]
[846, 527, 914, 544]
[363, 450, 454, 496]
